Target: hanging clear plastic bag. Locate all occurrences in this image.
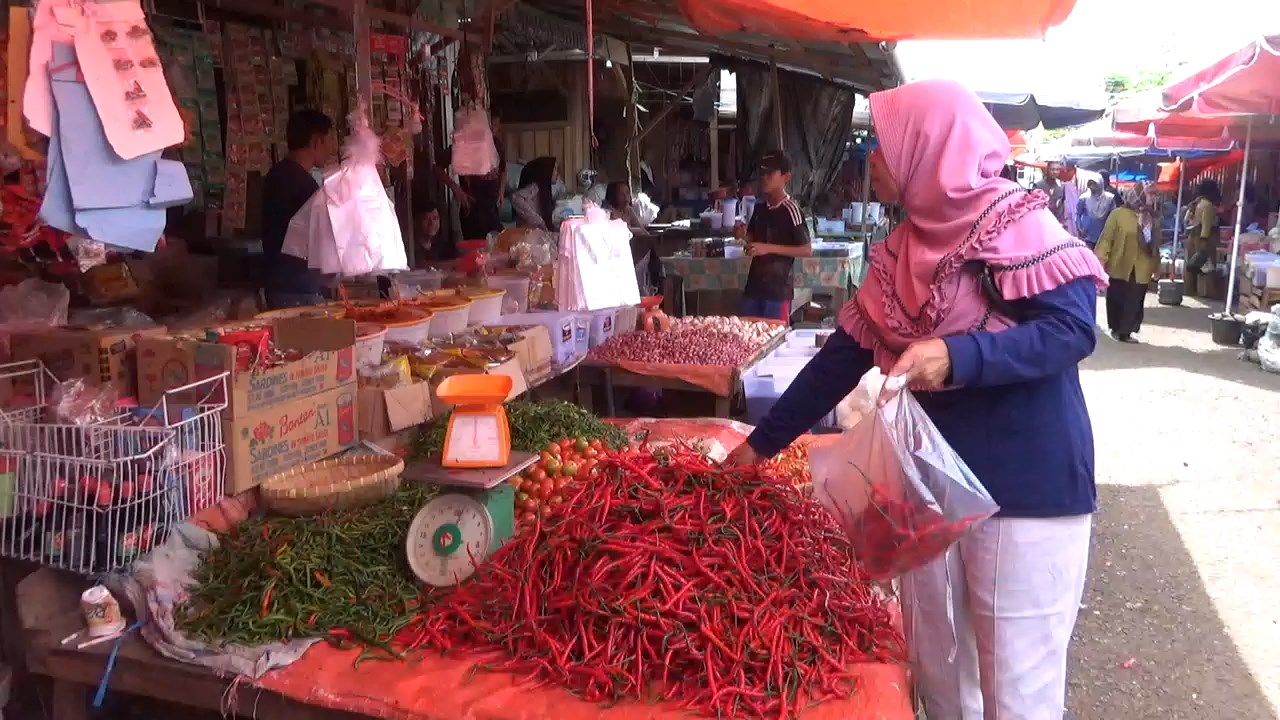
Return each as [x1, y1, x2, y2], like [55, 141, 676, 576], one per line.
[810, 370, 999, 580]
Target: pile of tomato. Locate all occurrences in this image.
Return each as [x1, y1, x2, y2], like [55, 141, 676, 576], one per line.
[509, 437, 607, 526]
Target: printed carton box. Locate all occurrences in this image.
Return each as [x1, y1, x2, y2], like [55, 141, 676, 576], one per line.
[11, 325, 168, 398]
[224, 383, 358, 494]
[136, 317, 356, 418]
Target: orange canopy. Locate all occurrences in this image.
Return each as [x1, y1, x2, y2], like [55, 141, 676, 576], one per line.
[674, 0, 1080, 43]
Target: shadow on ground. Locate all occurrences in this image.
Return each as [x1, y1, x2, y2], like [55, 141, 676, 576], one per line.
[1068, 484, 1276, 719]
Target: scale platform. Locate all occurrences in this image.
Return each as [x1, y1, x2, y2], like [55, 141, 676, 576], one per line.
[402, 452, 538, 490]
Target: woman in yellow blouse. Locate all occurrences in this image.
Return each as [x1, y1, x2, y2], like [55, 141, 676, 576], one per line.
[1096, 186, 1160, 342]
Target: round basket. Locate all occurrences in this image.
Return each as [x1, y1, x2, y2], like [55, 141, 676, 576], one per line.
[259, 455, 407, 516]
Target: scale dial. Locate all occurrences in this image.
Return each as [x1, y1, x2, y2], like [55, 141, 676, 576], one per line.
[444, 414, 504, 465]
[406, 494, 495, 587]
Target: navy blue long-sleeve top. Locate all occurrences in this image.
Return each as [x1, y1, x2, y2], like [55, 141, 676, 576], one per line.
[748, 277, 1098, 518]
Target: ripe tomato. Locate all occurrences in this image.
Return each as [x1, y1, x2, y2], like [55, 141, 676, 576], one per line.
[539, 479, 554, 498]
[590, 439, 604, 451]
[559, 438, 574, 450]
[531, 468, 548, 482]
[540, 451, 555, 465]
[585, 447, 599, 459]
[554, 476, 570, 491]
[548, 494, 564, 507]
[581, 459, 597, 475]
[521, 498, 538, 512]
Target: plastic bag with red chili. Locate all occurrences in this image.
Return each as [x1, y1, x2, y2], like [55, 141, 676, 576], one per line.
[809, 389, 998, 581]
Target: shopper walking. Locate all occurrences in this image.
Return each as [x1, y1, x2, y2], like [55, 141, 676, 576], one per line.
[1076, 179, 1113, 246]
[1096, 186, 1158, 342]
[726, 79, 1108, 720]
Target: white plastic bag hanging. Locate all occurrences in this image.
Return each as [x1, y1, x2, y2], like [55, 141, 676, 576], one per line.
[810, 372, 999, 580]
[556, 205, 639, 311]
[282, 106, 408, 276]
[450, 107, 498, 177]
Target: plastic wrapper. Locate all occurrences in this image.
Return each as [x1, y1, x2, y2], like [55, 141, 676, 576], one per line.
[1260, 332, 1280, 374]
[450, 107, 499, 176]
[0, 279, 70, 326]
[358, 357, 411, 389]
[810, 370, 999, 580]
[49, 378, 118, 426]
[67, 306, 155, 330]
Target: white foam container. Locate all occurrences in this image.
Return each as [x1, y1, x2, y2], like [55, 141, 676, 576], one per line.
[772, 346, 820, 359]
[486, 311, 580, 366]
[429, 305, 471, 338]
[587, 308, 618, 348]
[395, 269, 443, 296]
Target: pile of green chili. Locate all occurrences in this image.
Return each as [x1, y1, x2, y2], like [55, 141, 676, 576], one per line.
[179, 484, 440, 661]
[413, 399, 629, 460]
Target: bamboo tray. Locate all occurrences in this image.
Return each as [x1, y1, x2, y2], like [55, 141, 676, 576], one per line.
[259, 456, 406, 516]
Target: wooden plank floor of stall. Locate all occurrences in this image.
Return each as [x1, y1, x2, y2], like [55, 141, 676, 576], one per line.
[17, 569, 360, 720]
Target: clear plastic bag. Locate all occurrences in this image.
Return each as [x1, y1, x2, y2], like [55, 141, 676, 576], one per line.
[810, 377, 999, 581]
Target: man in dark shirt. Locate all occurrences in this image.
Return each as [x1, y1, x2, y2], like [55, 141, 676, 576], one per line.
[437, 114, 506, 258]
[735, 151, 812, 321]
[261, 110, 336, 309]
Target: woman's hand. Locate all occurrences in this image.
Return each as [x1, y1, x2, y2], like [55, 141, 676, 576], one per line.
[881, 338, 951, 404]
[724, 442, 763, 466]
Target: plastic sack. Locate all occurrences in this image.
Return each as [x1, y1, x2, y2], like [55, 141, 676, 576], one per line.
[450, 107, 499, 177]
[283, 107, 408, 276]
[810, 375, 999, 581]
[0, 279, 70, 326]
[634, 192, 660, 226]
[1260, 333, 1280, 374]
[49, 378, 118, 426]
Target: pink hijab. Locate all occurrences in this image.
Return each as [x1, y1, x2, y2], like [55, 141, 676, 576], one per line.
[839, 80, 1107, 372]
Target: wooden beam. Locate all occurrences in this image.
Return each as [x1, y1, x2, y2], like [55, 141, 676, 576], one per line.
[301, 0, 467, 38]
[637, 65, 712, 142]
[769, 58, 783, 145]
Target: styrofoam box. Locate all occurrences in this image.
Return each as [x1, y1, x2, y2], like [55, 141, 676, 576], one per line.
[587, 308, 618, 348]
[785, 329, 833, 349]
[772, 346, 820, 359]
[485, 311, 581, 366]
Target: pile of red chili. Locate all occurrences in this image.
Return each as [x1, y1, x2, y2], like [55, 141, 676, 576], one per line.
[399, 446, 904, 719]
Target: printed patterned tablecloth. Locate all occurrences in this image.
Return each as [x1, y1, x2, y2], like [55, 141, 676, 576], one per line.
[661, 255, 864, 299]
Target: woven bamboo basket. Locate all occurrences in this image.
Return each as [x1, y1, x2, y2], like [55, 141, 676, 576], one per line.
[259, 455, 406, 516]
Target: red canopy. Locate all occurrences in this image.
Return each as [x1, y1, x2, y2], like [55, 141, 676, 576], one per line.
[1070, 127, 1233, 151]
[1161, 35, 1280, 115]
[1111, 93, 1280, 141]
[676, 0, 1079, 43]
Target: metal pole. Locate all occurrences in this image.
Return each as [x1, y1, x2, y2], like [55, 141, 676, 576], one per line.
[1224, 117, 1253, 316]
[1172, 156, 1185, 277]
[353, 0, 373, 109]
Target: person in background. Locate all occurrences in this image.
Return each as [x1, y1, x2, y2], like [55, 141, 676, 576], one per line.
[726, 80, 1107, 719]
[1099, 170, 1120, 206]
[1133, 186, 1161, 335]
[605, 181, 662, 296]
[511, 156, 558, 230]
[437, 113, 506, 254]
[1036, 167, 1066, 224]
[261, 109, 336, 309]
[1061, 165, 1081, 237]
[377, 195, 446, 298]
[1185, 179, 1221, 270]
[1076, 179, 1113, 246]
[1095, 186, 1158, 343]
[733, 151, 812, 322]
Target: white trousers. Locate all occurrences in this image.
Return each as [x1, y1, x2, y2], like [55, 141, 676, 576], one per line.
[903, 514, 1092, 720]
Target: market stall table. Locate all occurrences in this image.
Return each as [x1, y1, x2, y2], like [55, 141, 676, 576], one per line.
[661, 254, 864, 317]
[574, 327, 787, 418]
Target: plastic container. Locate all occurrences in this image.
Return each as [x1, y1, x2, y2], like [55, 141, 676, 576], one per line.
[588, 308, 618, 348]
[1209, 312, 1245, 346]
[724, 244, 745, 259]
[256, 303, 345, 320]
[721, 198, 738, 229]
[488, 273, 532, 313]
[571, 313, 591, 356]
[486, 312, 580, 366]
[459, 287, 506, 325]
[354, 323, 388, 366]
[785, 329, 830, 350]
[1268, 263, 1280, 289]
[395, 269, 444, 296]
[404, 292, 472, 338]
[378, 309, 434, 344]
[773, 345, 820, 359]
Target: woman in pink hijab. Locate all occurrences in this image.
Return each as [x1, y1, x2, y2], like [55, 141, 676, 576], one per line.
[728, 80, 1108, 718]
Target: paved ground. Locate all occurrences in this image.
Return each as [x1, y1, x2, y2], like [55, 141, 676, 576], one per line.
[1069, 295, 1280, 719]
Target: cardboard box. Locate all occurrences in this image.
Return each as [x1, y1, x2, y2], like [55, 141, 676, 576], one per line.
[358, 382, 433, 441]
[11, 325, 168, 398]
[225, 383, 359, 494]
[431, 357, 527, 411]
[137, 317, 357, 418]
[505, 325, 553, 381]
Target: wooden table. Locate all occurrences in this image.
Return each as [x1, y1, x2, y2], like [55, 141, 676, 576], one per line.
[17, 568, 362, 720]
[573, 331, 786, 418]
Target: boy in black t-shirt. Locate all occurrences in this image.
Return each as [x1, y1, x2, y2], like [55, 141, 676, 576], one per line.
[734, 151, 812, 321]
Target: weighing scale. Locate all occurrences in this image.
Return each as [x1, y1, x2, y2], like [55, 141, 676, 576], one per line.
[403, 375, 529, 587]
[402, 452, 537, 586]
[436, 374, 514, 468]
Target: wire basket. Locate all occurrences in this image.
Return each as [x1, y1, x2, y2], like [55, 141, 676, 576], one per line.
[259, 455, 405, 517]
[0, 361, 229, 574]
